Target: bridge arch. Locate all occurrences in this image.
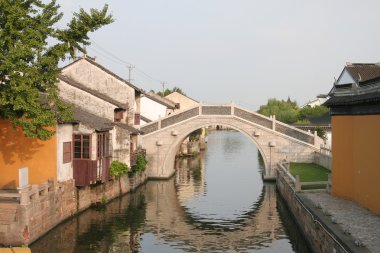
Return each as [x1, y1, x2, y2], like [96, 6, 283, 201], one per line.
[161, 122, 269, 177]
[141, 104, 323, 179]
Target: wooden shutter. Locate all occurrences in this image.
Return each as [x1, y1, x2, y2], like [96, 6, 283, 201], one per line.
[63, 142, 72, 164]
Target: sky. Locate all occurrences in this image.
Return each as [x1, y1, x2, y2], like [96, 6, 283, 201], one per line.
[57, 0, 380, 110]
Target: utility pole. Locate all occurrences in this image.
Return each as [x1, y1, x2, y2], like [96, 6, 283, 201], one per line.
[127, 64, 135, 83]
[161, 81, 167, 95]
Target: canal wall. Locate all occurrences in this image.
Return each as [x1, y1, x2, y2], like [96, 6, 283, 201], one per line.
[276, 169, 369, 253]
[0, 171, 147, 246]
[313, 151, 332, 171]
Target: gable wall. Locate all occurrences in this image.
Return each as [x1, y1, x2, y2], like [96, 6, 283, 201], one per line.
[58, 80, 116, 121]
[165, 92, 198, 111]
[62, 59, 135, 124]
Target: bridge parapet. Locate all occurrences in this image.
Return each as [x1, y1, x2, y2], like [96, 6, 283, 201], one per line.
[141, 103, 321, 147]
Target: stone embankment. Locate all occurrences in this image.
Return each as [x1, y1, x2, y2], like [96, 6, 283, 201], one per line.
[0, 171, 147, 246]
[277, 167, 372, 253]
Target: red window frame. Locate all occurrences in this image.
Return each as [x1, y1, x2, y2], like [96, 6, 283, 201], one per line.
[73, 134, 91, 160]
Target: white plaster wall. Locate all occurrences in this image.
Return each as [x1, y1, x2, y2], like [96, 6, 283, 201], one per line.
[337, 69, 355, 85]
[140, 96, 168, 122]
[57, 124, 74, 182]
[112, 126, 130, 165]
[62, 59, 136, 124]
[58, 80, 116, 121]
[325, 131, 332, 149]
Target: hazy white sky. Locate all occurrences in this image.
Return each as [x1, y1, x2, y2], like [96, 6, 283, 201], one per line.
[58, 0, 380, 110]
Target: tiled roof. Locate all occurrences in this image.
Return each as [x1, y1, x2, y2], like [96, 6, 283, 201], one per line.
[114, 122, 142, 134]
[63, 103, 142, 134]
[59, 75, 127, 109]
[72, 106, 114, 131]
[325, 90, 380, 106]
[307, 113, 331, 125]
[345, 63, 380, 83]
[140, 115, 152, 123]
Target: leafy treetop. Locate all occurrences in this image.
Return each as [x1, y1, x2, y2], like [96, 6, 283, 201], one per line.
[156, 86, 186, 97]
[0, 0, 113, 140]
[258, 98, 328, 124]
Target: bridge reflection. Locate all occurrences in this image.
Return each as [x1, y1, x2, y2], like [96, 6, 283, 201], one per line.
[30, 154, 301, 253]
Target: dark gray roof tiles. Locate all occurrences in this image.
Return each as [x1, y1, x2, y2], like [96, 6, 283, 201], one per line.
[63, 104, 142, 133]
[345, 63, 380, 83]
[59, 75, 127, 110]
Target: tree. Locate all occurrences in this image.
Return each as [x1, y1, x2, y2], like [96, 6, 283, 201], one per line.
[258, 98, 299, 124]
[156, 86, 186, 97]
[298, 105, 329, 121]
[0, 0, 113, 140]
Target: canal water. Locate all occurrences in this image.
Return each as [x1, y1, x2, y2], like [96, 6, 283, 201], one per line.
[30, 130, 312, 253]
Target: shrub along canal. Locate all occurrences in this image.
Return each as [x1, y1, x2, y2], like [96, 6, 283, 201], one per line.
[30, 131, 312, 252]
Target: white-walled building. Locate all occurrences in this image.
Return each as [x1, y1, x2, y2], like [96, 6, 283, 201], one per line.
[56, 56, 143, 186]
[140, 91, 178, 125]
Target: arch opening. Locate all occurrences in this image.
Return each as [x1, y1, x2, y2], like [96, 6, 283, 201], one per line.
[162, 123, 270, 178]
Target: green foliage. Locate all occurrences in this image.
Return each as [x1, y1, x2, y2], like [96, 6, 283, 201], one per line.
[189, 128, 202, 141]
[258, 98, 329, 125]
[156, 86, 186, 97]
[131, 154, 148, 173]
[298, 105, 329, 120]
[258, 98, 299, 123]
[315, 127, 327, 141]
[0, 0, 113, 140]
[110, 161, 129, 177]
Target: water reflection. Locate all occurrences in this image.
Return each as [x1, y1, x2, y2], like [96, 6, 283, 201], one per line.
[30, 131, 311, 253]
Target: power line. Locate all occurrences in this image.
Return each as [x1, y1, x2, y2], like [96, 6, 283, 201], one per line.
[90, 41, 165, 86]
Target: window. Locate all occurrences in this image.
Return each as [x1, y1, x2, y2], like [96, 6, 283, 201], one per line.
[73, 134, 91, 159]
[97, 132, 112, 158]
[114, 109, 124, 122]
[134, 113, 140, 125]
[63, 142, 72, 163]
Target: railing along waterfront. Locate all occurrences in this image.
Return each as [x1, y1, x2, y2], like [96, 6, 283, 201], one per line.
[141, 103, 318, 146]
[277, 161, 331, 192]
[0, 178, 54, 205]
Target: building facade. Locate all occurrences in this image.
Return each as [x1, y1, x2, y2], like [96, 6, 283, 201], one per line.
[326, 62, 380, 214]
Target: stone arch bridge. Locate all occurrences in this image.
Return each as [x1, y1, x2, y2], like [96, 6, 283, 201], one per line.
[141, 104, 323, 179]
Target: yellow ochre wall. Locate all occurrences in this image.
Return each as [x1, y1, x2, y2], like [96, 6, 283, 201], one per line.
[0, 120, 57, 189]
[332, 115, 380, 214]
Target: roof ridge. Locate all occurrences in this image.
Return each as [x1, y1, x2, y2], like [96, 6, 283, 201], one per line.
[61, 56, 146, 94]
[59, 74, 127, 109]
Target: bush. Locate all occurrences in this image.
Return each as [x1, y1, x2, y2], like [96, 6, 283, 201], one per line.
[110, 161, 129, 177]
[189, 128, 202, 141]
[131, 154, 148, 173]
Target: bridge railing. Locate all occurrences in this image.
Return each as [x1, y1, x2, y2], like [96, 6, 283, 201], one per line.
[140, 105, 200, 134]
[141, 103, 320, 146]
[233, 105, 316, 145]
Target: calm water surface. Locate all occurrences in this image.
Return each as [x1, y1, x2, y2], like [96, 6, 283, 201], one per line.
[31, 131, 312, 253]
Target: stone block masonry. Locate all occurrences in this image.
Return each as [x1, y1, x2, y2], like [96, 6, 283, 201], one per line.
[0, 171, 147, 246]
[276, 170, 371, 253]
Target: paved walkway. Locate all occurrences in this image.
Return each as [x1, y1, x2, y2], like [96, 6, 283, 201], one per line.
[304, 192, 380, 253]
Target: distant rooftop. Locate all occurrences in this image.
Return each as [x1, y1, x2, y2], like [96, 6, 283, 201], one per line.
[344, 62, 380, 83]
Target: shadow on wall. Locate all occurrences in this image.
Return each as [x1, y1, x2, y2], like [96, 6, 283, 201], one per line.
[0, 120, 43, 165]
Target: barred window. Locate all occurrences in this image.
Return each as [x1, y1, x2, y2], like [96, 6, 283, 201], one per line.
[63, 142, 72, 163]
